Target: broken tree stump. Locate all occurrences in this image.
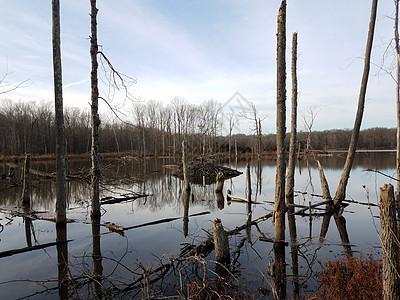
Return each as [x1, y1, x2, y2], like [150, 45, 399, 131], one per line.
[380, 184, 400, 300]
[215, 171, 224, 192]
[213, 218, 230, 264]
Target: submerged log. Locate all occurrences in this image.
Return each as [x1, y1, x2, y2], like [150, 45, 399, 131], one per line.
[0, 240, 71, 259]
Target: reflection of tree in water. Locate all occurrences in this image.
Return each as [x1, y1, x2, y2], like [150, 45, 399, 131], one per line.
[0, 156, 379, 298]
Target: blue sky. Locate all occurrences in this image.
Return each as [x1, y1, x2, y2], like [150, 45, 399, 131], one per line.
[0, 0, 397, 133]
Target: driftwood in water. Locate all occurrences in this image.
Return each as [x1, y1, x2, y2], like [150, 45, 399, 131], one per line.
[292, 200, 331, 215]
[172, 161, 242, 185]
[0, 208, 74, 223]
[100, 192, 149, 205]
[5, 162, 90, 181]
[226, 189, 262, 204]
[0, 240, 71, 259]
[102, 211, 211, 234]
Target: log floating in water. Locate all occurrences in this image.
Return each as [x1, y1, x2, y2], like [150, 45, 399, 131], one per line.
[0, 208, 75, 223]
[100, 192, 149, 205]
[0, 240, 72, 259]
[226, 189, 262, 204]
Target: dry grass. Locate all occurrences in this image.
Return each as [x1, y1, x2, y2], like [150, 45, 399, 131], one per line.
[312, 253, 382, 300]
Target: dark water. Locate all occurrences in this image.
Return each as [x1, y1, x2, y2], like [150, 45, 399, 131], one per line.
[0, 152, 394, 299]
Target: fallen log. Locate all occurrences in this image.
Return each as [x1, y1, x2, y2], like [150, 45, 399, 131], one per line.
[226, 189, 262, 204]
[100, 193, 149, 205]
[292, 200, 331, 215]
[0, 240, 71, 259]
[0, 208, 75, 223]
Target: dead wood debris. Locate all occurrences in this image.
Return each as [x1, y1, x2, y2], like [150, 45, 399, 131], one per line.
[171, 161, 242, 185]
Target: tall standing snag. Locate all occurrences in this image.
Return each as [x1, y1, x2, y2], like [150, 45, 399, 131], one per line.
[286, 31, 298, 207]
[90, 0, 101, 218]
[274, 0, 287, 245]
[182, 140, 190, 192]
[52, 0, 67, 225]
[333, 0, 378, 206]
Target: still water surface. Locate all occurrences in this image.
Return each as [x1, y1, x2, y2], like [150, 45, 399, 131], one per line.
[0, 152, 395, 298]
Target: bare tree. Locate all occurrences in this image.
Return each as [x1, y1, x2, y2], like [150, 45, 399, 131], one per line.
[333, 0, 378, 207]
[52, 0, 67, 225]
[286, 32, 298, 206]
[395, 0, 400, 206]
[274, 0, 287, 245]
[90, 0, 101, 218]
[301, 106, 319, 154]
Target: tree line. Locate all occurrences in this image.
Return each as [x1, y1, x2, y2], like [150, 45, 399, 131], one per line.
[0, 99, 395, 158]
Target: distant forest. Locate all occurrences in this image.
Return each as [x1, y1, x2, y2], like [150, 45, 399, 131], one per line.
[0, 100, 396, 157]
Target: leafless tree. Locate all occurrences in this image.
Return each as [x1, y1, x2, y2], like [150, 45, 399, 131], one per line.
[301, 105, 319, 155]
[52, 0, 67, 225]
[90, 0, 101, 218]
[274, 0, 287, 246]
[333, 0, 378, 207]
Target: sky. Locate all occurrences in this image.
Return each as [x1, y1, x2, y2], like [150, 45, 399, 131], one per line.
[0, 0, 397, 134]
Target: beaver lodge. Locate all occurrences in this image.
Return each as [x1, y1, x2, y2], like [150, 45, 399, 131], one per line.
[170, 161, 243, 185]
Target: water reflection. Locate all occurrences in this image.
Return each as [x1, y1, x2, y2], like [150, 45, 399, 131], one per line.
[92, 215, 103, 298]
[0, 153, 393, 298]
[56, 224, 68, 300]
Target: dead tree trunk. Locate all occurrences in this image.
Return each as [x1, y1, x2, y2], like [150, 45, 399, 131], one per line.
[380, 184, 400, 299]
[333, 0, 378, 206]
[273, 0, 287, 245]
[52, 0, 67, 225]
[182, 140, 190, 192]
[395, 0, 400, 213]
[213, 218, 230, 265]
[215, 171, 224, 193]
[21, 153, 31, 205]
[286, 31, 298, 207]
[90, 0, 101, 218]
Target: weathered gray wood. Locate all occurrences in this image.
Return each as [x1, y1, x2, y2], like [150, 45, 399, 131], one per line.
[333, 0, 378, 206]
[286, 31, 298, 208]
[215, 171, 224, 192]
[21, 153, 31, 204]
[274, 0, 287, 246]
[182, 140, 190, 192]
[212, 218, 230, 264]
[52, 0, 67, 226]
[380, 184, 400, 300]
[90, 0, 101, 218]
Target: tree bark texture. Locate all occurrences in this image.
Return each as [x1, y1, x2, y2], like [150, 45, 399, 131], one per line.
[274, 0, 287, 245]
[52, 0, 67, 225]
[286, 32, 298, 207]
[21, 153, 31, 204]
[395, 0, 400, 212]
[380, 184, 400, 299]
[182, 140, 190, 192]
[333, 0, 378, 206]
[90, 0, 101, 218]
[215, 171, 224, 193]
[212, 218, 230, 264]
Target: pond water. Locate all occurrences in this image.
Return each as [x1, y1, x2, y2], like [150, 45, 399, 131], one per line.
[0, 152, 395, 299]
